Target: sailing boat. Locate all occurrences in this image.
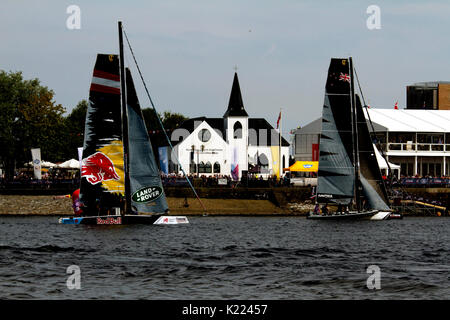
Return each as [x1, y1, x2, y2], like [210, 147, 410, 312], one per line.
[59, 22, 188, 225]
[307, 57, 392, 220]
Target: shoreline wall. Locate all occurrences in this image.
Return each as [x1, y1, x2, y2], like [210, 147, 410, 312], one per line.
[0, 195, 312, 216]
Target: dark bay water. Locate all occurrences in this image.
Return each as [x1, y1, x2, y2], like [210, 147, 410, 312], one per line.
[0, 216, 448, 299]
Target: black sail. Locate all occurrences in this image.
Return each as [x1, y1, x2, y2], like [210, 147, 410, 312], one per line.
[355, 95, 390, 210]
[126, 68, 169, 214]
[317, 58, 355, 204]
[80, 54, 125, 216]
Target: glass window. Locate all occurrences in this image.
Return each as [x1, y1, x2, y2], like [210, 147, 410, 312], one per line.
[258, 153, 269, 173]
[198, 129, 211, 142]
[198, 161, 206, 173]
[205, 162, 212, 173]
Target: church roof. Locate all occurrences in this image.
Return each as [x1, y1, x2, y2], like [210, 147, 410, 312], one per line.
[223, 72, 249, 117]
[248, 118, 290, 146]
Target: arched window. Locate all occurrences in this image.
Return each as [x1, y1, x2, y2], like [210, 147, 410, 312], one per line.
[282, 155, 286, 171]
[213, 162, 221, 173]
[205, 162, 212, 173]
[233, 121, 242, 139]
[258, 153, 269, 173]
[198, 161, 206, 173]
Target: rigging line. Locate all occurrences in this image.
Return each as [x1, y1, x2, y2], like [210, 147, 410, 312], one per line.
[353, 66, 367, 106]
[122, 27, 207, 213]
[353, 64, 395, 196]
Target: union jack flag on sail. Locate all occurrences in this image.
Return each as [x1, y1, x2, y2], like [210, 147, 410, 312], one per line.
[339, 72, 350, 83]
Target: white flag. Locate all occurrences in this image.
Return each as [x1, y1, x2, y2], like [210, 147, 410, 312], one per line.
[31, 148, 42, 180]
[77, 147, 83, 171]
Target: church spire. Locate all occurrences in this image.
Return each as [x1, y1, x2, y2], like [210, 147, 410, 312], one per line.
[223, 72, 248, 117]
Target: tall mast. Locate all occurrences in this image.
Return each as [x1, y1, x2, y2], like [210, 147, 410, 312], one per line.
[118, 21, 131, 215]
[349, 57, 360, 211]
[279, 107, 282, 180]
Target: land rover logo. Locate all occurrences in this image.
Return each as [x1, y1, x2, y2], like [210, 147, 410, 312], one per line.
[132, 186, 162, 203]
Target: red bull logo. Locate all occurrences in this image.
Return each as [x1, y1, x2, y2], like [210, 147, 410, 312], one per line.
[96, 217, 122, 225]
[81, 152, 120, 185]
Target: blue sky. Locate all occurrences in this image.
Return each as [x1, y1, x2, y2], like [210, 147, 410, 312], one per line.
[1, 0, 449, 139]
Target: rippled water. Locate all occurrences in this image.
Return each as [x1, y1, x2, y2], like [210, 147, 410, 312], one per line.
[0, 216, 448, 299]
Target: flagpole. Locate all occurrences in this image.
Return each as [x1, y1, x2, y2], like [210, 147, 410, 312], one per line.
[279, 108, 282, 181]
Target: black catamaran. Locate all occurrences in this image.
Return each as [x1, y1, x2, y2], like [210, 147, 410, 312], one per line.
[59, 22, 188, 225]
[308, 57, 393, 220]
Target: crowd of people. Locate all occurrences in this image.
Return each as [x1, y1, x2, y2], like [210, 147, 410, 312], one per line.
[160, 173, 291, 188]
[1, 169, 80, 186]
[2, 167, 450, 190]
[1, 169, 294, 189]
[387, 174, 450, 188]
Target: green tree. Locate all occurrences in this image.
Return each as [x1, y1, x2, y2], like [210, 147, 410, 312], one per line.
[161, 111, 188, 131]
[63, 99, 88, 159]
[0, 71, 66, 179]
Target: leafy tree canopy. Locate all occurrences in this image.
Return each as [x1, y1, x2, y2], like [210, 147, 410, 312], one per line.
[0, 71, 66, 179]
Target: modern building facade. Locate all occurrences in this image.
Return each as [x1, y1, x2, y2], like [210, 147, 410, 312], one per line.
[365, 108, 450, 177]
[406, 81, 450, 110]
[293, 109, 450, 177]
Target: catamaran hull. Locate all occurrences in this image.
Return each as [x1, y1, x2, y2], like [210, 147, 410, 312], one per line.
[58, 215, 189, 225]
[307, 210, 378, 220]
[370, 211, 392, 220]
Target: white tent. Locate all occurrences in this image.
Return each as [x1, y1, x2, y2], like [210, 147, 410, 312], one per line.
[57, 159, 80, 169]
[366, 109, 450, 133]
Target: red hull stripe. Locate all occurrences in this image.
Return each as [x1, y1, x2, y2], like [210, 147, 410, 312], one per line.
[90, 83, 120, 94]
[93, 69, 120, 82]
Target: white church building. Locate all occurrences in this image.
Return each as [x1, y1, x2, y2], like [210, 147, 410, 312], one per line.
[162, 73, 290, 180]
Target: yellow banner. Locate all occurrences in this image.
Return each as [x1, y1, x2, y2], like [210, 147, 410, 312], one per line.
[270, 146, 280, 179]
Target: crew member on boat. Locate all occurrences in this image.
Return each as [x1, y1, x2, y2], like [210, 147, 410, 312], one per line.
[313, 203, 320, 215]
[321, 203, 329, 215]
[53, 189, 83, 216]
[71, 188, 83, 216]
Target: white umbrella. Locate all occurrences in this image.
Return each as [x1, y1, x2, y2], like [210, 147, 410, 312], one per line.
[26, 160, 56, 168]
[57, 159, 80, 169]
[41, 161, 57, 168]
